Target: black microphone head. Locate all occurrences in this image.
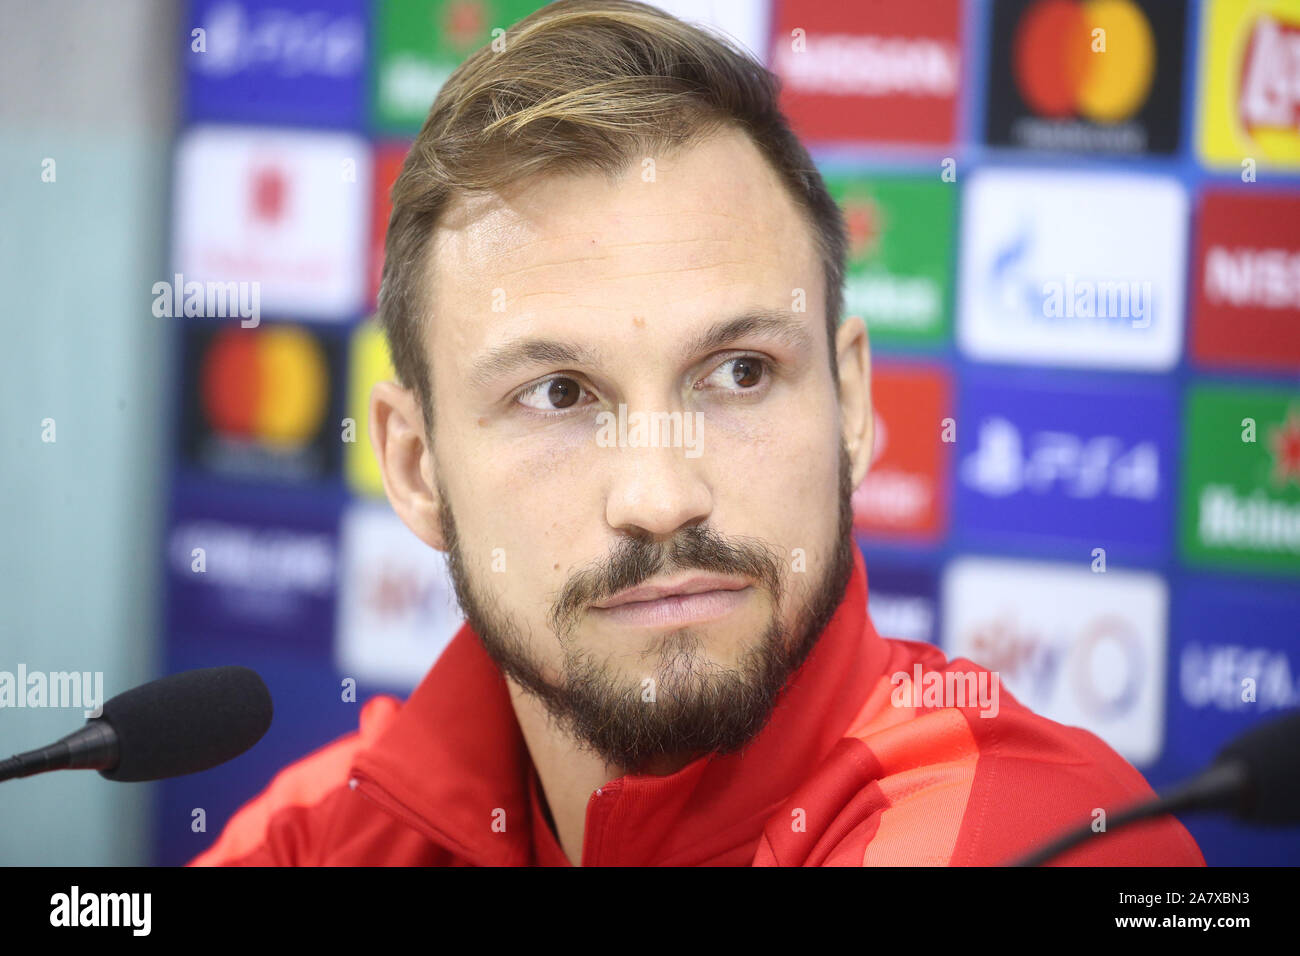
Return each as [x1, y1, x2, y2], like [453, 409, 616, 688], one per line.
[96, 666, 273, 782]
[1213, 709, 1300, 825]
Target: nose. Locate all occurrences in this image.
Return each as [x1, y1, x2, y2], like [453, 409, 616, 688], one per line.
[603, 434, 713, 541]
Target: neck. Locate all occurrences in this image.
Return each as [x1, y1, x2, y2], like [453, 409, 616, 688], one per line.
[506, 678, 695, 865]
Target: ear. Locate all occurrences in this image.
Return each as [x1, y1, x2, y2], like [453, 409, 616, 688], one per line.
[835, 315, 873, 488]
[369, 380, 447, 551]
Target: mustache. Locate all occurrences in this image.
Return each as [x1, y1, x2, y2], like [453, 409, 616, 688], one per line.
[549, 525, 784, 640]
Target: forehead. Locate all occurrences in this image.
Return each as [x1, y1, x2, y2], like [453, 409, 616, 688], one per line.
[423, 127, 822, 364]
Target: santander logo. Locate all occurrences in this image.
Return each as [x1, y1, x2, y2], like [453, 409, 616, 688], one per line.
[249, 165, 288, 224]
[852, 366, 950, 539]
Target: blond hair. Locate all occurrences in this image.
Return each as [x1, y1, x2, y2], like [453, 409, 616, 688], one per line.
[379, 0, 847, 428]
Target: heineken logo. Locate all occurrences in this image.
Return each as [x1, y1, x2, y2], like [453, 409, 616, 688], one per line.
[1181, 386, 1300, 574]
[1197, 485, 1300, 552]
[1268, 405, 1300, 486]
[445, 0, 487, 51]
[828, 175, 954, 346]
[844, 198, 883, 259]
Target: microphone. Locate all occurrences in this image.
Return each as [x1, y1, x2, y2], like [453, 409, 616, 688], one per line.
[0, 666, 272, 783]
[1009, 709, 1300, 866]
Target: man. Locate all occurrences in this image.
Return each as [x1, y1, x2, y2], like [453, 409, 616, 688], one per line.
[191, 0, 1204, 866]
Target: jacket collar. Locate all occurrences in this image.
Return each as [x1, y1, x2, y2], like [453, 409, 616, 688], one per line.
[350, 546, 886, 866]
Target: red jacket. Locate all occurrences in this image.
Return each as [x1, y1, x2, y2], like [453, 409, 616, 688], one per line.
[189, 548, 1205, 866]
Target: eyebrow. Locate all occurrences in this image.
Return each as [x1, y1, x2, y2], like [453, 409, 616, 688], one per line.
[683, 310, 815, 358]
[465, 309, 814, 390]
[466, 339, 600, 391]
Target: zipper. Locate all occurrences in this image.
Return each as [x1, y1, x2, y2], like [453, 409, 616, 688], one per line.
[582, 779, 624, 866]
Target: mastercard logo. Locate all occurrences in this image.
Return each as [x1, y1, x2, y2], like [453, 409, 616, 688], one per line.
[1013, 0, 1155, 123]
[200, 325, 329, 447]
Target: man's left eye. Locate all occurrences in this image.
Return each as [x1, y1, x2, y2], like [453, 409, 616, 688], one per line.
[700, 356, 765, 390]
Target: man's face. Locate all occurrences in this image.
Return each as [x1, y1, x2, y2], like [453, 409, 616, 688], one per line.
[410, 127, 866, 771]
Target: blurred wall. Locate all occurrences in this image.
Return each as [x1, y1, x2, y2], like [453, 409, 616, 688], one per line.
[0, 0, 176, 865]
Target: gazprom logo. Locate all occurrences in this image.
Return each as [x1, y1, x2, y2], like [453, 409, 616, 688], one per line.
[958, 169, 1186, 371]
[984, 223, 1155, 328]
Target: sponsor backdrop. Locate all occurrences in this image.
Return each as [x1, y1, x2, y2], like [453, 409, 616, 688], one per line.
[160, 0, 1300, 865]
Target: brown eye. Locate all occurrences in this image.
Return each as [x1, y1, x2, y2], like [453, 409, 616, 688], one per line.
[548, 378, 580, 408]
[699, 357, 766, 392]
[518, 376, 589, 411]
[731, 358, 762, 388]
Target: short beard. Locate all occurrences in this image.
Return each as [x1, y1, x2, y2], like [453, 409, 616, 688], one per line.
[437, 441, 856, 773]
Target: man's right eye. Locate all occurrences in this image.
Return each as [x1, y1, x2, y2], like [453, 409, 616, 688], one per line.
[515, 376, 591, 412]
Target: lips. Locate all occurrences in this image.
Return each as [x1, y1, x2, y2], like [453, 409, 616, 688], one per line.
[591, 575, 750, 610]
